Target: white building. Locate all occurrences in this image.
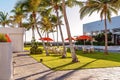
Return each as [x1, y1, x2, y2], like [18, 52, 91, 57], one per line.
[83, 16, 120, 44]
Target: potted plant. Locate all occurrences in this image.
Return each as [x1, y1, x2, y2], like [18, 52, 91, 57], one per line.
[0, 33, 13, 80]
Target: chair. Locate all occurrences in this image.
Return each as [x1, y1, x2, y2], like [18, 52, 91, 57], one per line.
[82, 47, 87, 53]
[90, 47, 94, 53]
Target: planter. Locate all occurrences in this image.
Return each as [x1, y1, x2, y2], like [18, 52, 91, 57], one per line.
[0, 43, 13, 80]
[0, 28, 25, 52]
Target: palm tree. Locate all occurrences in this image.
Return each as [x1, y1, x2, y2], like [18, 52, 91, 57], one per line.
[11, 3, 25, 28]
[51, 0, 67, 58]
[41, 0, 83, 59]
[39, 16, 53, 40]
[20, 0, 41, 40]
[17, 0, 49, 56]
[49, 14, 62, 48]
[41, 0, 67, 58]
[80, 0, 118, 54]
[52, 0, 83, 59]
[62, 0, 79, 62]
[0, 11, 10, 27]
[21, 22, 31, 45]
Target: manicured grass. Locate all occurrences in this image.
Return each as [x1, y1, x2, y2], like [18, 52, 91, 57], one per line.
[24, 46, 31, 51]
[24, 46, 43, 51]
[29, 49, 120, 70]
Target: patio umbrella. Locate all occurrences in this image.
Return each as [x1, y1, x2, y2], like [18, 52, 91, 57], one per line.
[65, 37, 75, 41]
[76, 35, 92, 40]
[39, 37, 53, 41]
[76, 35, 92, 45]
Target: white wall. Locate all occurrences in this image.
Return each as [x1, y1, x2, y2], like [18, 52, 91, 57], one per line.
[0, 43, 13, 80]
[0, 28, 25, 52]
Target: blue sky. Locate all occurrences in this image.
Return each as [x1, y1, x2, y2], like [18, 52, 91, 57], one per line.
[0, 0, 118, 42]
[0, 0, 17, 13]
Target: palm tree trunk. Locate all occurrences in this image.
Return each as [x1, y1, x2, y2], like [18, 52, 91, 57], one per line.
[47, 32, 49, 46]
[3, 24, 5, 27]
[33, 11, 49, 56]
[62, 0, 78, 62]
[56, 26, 59, 47]
[52, 31, 55, 46]
[36, 25, 49, 56]
[52, 31, 55, 42]
[19, 20, 22, 28]
[104, 13, 108, 55]
[32, 26, 35, 41]
[56, 9, 66, 58]
[25, 29, 27, 46]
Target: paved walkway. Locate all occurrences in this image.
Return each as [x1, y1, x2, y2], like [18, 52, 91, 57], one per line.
[13, 52, 120, 80]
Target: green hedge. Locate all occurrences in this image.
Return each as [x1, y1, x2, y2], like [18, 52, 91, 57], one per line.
[30, 47, 43, 54]
[30, 41, 43, 54]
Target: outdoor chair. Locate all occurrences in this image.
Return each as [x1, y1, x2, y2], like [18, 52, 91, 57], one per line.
[56, 48, 64, 55]
[52, 47, 57, 54]
[90, 48, 94, 53]
[82, 47, 87, 53]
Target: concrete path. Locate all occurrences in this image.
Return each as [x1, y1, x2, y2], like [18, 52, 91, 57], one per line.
[13, 52, 120, 80]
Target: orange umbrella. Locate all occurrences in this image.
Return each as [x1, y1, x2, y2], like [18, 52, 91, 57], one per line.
[39, 37, 53, 41]
[76, 35, 92, 40]
[65, 37, 75, 41]
[76, 35, 92, 45]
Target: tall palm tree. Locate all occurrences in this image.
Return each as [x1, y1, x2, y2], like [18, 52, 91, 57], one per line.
[51, 0, 67, 58]
[17, 0, 49, 56]
[39, 16, 53, 38]
[11, 3, 25, 28]
[25, 14, 36, 41]
[20, 0, 41, 40]
[49, 14, 62, 48]
[41, 0, 67, 58]
[21, 22, 31, 45]
[80, 0, 118, 54]
[62, 0, 79, 62]
[0, 11, 10, 27]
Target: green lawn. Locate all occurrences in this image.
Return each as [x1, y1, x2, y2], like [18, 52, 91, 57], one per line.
[28, 48, 120, 70]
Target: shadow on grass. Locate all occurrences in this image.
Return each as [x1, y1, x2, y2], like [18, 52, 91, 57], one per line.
[51, 62, 75, 70]
[76, 50, 120, 62]
[43, 59, 98, 70]
[76, 59, 98, 69]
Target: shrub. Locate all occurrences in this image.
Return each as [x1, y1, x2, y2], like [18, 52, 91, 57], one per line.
[108, 42, 115, 46]
[35, 48, 43, 54]
[75, 40, 84, 45]
[30, 40, 43, 54]
[67, 48, 71, 52]
[85, 41, 91, 45]
[30, 47, 36, 54]
[30, 47, 43, 54]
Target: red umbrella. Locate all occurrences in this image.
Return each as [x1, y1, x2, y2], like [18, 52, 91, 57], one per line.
[76, 35, 92, 40]
[76, 35, 92, 45]
[65, 37, 75, 41]
[39, 37, 53, 41]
